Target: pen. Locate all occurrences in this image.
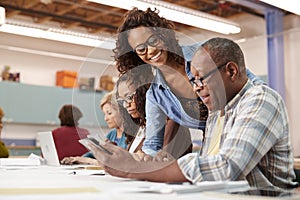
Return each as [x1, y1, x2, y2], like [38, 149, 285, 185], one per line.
[68, 171, 76, 175]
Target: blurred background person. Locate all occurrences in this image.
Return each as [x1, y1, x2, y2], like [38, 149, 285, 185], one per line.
[101, 91, 128, 148]
[0, 107, 9, 158]
[52, 104, 90, 161]
[61, 91, 129, 165]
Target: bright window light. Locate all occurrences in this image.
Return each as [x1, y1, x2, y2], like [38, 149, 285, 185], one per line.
[260, 0, 300, 15]
[88, 0, 241, 34]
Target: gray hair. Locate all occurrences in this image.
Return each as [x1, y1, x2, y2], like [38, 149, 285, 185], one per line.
[201, 37, 246, 72]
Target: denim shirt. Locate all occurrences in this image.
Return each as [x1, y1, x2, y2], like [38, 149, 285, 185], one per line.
[142, 42, 265, 156]
[142, 42, 205, 156]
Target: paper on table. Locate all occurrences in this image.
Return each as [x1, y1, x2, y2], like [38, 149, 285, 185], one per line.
[0, 187, 100, 195]
[123, 181, 249, 194]
[0, 158, 41, 166]
[0, 153, 41, 166]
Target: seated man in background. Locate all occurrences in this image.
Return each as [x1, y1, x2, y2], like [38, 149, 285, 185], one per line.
[0, 107, 9, 158]
[90, 37, 298, 189]
[52, 104, 90, 161]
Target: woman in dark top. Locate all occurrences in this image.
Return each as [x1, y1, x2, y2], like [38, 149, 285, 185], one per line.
[52, 104, 90, 161]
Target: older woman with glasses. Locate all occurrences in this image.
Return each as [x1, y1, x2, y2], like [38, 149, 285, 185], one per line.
[60, 91, 128, 165]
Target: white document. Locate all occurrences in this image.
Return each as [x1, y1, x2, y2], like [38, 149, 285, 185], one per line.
[0, 154, 41, 166]
[123, 181, 249, 194]
[0, 158, 40, 166]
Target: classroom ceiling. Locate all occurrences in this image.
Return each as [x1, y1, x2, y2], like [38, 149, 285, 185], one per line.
[0, 0, 286, 36]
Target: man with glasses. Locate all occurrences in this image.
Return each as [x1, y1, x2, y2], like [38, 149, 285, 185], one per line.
[90, 37, 297, 189]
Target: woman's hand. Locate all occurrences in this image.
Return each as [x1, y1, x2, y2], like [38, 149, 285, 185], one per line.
[60, 156, 98, 165]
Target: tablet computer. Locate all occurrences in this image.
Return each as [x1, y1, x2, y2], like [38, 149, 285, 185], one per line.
[79, 137, 112, 155]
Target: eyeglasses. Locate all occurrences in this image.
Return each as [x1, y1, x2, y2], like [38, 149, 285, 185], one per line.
[191, 62, 228, 88]
[117, 91, 136, 106]
[134, 35, 160, 55]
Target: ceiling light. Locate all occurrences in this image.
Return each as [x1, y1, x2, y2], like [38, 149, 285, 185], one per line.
[260, 0, 300, 15]
[88, 0, 241, 34]
[0, 19, 116, 49]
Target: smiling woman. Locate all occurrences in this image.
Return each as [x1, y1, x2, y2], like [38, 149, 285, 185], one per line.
[113, 7, 207, 158]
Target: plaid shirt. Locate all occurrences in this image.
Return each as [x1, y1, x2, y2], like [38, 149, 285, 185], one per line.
[178, 80, 297, 189]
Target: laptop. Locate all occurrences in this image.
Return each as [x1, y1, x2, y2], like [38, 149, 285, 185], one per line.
[37, 131, 101, 170]
[38, 131, 61, 166]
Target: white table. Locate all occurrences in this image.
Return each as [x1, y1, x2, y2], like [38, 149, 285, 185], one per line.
[0, 165, 298, 200]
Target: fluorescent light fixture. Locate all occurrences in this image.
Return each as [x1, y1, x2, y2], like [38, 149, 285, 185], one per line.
[260, 0, 300, 15]
[0, 44, 112, 64]
[88, 0, 241, 34]
[0, 19, 116, 49]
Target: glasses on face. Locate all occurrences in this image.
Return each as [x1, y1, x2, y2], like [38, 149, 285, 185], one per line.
[191, 62, 228, 88]
[117, 91, 136, 107]
[134, 34, 160, 55]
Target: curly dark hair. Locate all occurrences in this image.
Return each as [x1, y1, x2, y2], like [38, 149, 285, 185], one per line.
[58, 104, 82, 127]
[113, 7, 184, 74]
[116, 65, 153, 142]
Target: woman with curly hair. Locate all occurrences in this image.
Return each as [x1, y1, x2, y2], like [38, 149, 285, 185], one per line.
[116, 65, 193, 159]
[113, 7, 206, 158]
[113, 7, 261, 157]
[116, 69, 149, 154]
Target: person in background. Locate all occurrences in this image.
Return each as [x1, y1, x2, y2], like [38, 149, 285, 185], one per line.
[101, 91, 127, 148]
[52, 104, 90, 161]
[61, 91, 128, 165]
[90, 37, 297, 189]
[0, 107, 9, 158]
[62, 74, 150, 165]
[113, 7, 263, 158]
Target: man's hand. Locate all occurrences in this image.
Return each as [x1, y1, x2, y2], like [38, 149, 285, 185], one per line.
[132, 150, 153, 161]
[153, 149, 175, 162]
[89, 142, 139, 177]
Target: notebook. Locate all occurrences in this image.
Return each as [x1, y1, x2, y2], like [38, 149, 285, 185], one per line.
[38, 131, 61, 166]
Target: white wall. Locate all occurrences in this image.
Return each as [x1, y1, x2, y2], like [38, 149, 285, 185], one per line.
[0, 33, 117, 141]
[1, 13, 300, 156]
[0, 32, 117, 86]
[284, 15, 300, 156]
[178, 13, 268, 76]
